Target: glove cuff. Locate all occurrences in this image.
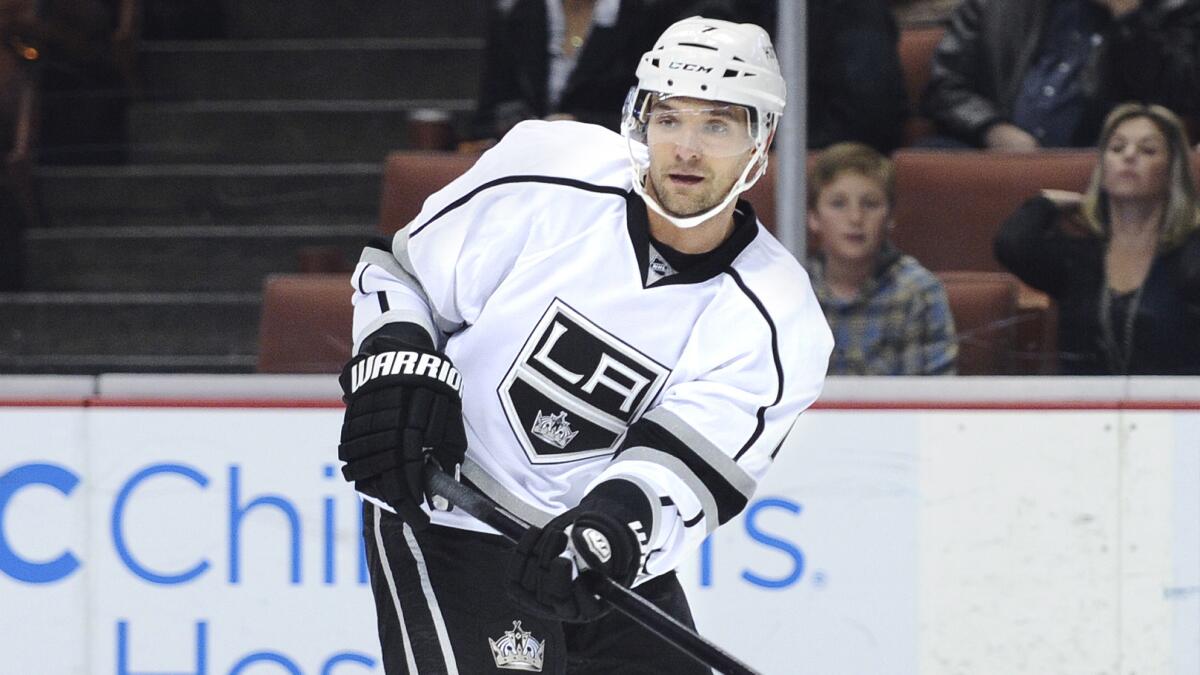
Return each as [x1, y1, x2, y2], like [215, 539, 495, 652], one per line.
[569, 510, 640, 586]
[572, 479, 655, 585]
[582, 479, 654, 550]
[359, 321, 436, 354]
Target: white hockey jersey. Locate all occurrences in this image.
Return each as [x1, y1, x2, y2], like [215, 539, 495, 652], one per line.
[350, 120, 832, 577]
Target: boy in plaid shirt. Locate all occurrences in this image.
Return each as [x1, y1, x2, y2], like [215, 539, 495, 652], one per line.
[805, 143, 958, 375]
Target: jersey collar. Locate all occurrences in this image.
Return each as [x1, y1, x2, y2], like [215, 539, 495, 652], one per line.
[624, 191, 760, 288]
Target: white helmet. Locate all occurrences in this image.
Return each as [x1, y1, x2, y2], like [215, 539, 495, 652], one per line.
[622, 16, 786, 229]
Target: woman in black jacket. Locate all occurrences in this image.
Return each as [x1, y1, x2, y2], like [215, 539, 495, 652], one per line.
[994, 103, 1200, 374]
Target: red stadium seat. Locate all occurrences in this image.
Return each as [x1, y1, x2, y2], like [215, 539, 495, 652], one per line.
[257, 274, 353, 373]
[892, 150, 1098, 272]
[935, 270, 1021, 375]
[379, 151, 476, 235]
[893, 149, 1200, 273]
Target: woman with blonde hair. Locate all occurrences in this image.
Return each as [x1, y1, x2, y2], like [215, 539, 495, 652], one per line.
[995, 103, 1200, 374]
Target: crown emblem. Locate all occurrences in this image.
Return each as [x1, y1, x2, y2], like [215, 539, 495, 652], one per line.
[530, 410, 579, 449]
[489, 621, 545, 672]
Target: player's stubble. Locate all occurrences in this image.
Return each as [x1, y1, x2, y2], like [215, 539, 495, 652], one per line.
[646, 152, 751, 218]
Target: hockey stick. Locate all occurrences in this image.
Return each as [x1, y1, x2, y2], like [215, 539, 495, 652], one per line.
[424, 465, 763, 675]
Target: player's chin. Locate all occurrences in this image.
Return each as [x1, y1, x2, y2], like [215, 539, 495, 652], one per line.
[658, 190, 718, 217]
[660, 197, 710, 219]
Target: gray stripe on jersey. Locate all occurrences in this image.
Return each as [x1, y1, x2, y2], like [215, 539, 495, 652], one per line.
[360, 245, 421, 293]
[357, 246, 444, 324]
[461, 457, 554, 527]
[401, 523, 460, 675]
[391, 228, 420, 277]
[614, 446, 720, 535]
[372, 502, 420, 673]
[388, 229, 465, 336]
[356, 247, 448, 345]
[354, 308, 439, 354]
[643, 407, 756, 501]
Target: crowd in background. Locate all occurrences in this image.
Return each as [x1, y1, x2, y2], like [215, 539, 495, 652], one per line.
[462, 0, 1200, 377]
[1, 0, 1198, 375]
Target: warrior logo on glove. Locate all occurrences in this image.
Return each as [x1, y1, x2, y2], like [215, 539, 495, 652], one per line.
[338, 338, 468, 530]
[347, 350, 462, 394]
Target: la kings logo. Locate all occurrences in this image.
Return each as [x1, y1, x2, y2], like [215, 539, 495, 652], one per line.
[489, 621, 545, 671]
[500, 298, 669, 464]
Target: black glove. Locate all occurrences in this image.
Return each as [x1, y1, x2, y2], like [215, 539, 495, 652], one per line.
[338, 331, 467, 530]
[506, 489, 645, 623]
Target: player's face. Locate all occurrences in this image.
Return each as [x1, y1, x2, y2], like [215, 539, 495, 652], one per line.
[1101, 116, 1170, 202]
[808, 171, 892, 264]
[643, 97, 756, 218]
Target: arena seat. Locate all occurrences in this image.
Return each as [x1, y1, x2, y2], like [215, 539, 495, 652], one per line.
[935, 270, 1021, 375]
[893, 148, 1200, 276]
[378, 148, 1194, 274]
[892, 150, 1097, 272]
[1013, 284, 1059, 375]
[379, 151, 476, 235]
[257, 274, 353, 373]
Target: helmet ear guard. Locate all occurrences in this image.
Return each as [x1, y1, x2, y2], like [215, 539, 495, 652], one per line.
[622, 17, 786, 229]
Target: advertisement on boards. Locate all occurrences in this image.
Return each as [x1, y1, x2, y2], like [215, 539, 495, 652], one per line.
[1, 408, 377, 675]
[681, 411, 919, 675]
[1, 402, 1197, 674]
[1, 406, 920, 675]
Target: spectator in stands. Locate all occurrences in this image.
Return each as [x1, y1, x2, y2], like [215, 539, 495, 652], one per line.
[461, 0, 679, 151]
[694, 0, 908, 152]
[807, 0, 908, 152]
[994, 103, 1200, 374]
[922, 0, 1200, 151]
[806, 142, 958, 375]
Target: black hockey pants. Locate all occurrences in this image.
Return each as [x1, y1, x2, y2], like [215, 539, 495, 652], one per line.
[363, 501, 712, 674]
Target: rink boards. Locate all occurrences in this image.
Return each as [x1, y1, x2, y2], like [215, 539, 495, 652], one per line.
[0, 376, 1197, 675]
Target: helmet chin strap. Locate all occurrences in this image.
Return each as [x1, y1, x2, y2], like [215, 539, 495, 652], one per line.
[629, 144, 768, 230]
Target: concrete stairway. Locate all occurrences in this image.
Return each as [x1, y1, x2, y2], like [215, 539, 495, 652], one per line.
[3, 2, 486, 373]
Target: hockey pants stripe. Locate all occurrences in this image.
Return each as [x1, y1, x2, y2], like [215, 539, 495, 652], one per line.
[367, 502, 460, 675]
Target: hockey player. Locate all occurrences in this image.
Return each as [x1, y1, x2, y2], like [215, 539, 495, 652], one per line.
[337, 16, 833, 674]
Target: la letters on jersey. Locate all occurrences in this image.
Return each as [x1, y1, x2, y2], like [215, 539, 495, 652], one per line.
[499, 299, 670, 464]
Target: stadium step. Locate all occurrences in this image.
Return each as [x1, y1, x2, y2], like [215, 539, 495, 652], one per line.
[24, 224, 372, 292]
[0, 292, 262, 374]
[126, 100, 472, 163]
[10, 4, 484, 373]
[35, 163, 381, 227]
[139, 38, 484, 101]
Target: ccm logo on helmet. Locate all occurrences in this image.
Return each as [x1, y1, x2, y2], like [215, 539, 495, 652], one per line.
[667, 61, 713, 73]
[349, 351, 462, 394]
